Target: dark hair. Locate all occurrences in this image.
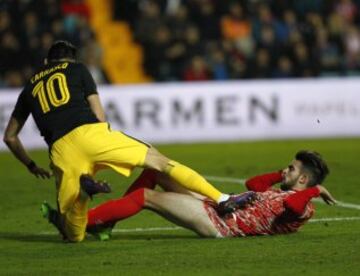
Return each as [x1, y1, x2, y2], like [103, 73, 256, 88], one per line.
[295, 150, 329, 186]
[47, 40, 77, 61]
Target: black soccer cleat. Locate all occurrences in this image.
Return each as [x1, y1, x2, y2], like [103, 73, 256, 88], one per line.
[217, 191, 257, 216]
[80, 174, 112, 198]
[232, 191, 257, 208]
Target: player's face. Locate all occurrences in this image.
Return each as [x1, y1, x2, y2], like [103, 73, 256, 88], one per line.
[281, 160, 303, 188]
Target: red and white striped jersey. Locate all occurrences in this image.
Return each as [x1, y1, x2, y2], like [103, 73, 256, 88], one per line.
[229, 189, 314, 236]
[204, 171, 319, 237]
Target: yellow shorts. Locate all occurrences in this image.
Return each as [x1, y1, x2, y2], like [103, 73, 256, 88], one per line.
[50, 122, 149, 214]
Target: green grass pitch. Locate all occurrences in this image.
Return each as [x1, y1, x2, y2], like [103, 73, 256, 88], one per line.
[1, 138, 360, 275]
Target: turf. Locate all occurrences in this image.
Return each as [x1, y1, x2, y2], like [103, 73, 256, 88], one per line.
[0, 138, 360, 275]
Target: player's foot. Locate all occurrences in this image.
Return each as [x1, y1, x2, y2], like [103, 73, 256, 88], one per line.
[80, 174, 111, 198]
[232, 191, 257, 208]
[86, 222, 115, 241]
[41, 201, 67, 240]
[217, 191, 257, 215]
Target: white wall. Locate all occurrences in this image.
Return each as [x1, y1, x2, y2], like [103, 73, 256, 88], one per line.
[1, 78, 360, 150]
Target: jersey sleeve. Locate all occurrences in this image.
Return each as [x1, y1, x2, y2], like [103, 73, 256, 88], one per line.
[283, 187, 320, 216]
[245, 171, 283, 192]
[11, 89, 30, 122]
[80, 63, 98, 97]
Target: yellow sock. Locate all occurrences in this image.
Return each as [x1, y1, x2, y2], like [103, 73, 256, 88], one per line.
[64, 195, 89, 242]
[166, 160, 223, 202]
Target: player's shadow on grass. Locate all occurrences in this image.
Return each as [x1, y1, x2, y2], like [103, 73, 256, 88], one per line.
[101, 233, 199, 241]
[0, 232, 199, 243]
[0, 232, 64, 243]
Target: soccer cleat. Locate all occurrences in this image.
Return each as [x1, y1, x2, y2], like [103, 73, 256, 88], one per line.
[80, 174, 112, 198]
[86, 222, 115, 241]
[232, 191, 257, 208]
[41, 201, 67, 240]
[217, 191, 257, 216]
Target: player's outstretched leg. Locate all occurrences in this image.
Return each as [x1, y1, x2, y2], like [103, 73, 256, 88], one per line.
[86, 188, 219, 240]
[144, 147, 230, 204]
[86, 188, 145, 240]
[86, 170, 158, 241]
[144, 189, 220, 237]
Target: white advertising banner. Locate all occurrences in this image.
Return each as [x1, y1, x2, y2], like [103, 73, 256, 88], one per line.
[1, 78, 360, 150]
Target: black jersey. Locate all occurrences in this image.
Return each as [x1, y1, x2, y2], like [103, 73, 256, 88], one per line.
[12, 61, 100, 146]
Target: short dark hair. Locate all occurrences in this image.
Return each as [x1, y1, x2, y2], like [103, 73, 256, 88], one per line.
[47, 40, 77, 61]
[295, 150, 329, 186]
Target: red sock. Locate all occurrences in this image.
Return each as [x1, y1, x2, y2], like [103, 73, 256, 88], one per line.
[123, 169, 158, 196]
[87, 188, 145, 227]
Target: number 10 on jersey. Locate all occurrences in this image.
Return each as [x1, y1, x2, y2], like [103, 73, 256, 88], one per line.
[32, 72, 70, 113]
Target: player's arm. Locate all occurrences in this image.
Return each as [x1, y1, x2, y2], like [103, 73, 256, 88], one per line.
[87, 94, 106, 122]
[245, 171, 283, 192]
[80, 63, 106, 122]
[3, 116, 51, 179]
[284, 186, 336, 216]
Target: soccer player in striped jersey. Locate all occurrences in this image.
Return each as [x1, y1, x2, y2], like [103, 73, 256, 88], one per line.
[80, 150, 336, 239]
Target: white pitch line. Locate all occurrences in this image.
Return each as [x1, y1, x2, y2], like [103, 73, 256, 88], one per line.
[205, 175, 360, 211]
[39, 216, 360, 235]
[309, 217, 360, 223]
[332, 200, 360, 210]
[313, 198, 360, 210]
[204, 175, 246, 184]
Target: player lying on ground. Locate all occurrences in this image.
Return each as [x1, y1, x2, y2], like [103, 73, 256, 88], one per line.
[43, 150, 336, 239]
[4, 40, 235, 243]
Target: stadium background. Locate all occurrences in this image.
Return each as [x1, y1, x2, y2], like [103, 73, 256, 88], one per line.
[0, 0, 360, 275]
[2, 0, 360, 86]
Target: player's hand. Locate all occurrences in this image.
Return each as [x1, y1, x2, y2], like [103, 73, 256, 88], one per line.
[28, 163, 52, 179]
[317, 185, 336, 205]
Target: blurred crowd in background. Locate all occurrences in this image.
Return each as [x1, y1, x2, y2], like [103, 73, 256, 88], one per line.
[0, 0, 106, 87]
[2, 0, 360, 87]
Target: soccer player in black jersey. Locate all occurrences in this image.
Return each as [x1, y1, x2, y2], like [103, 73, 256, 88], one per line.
[3, 40, 235, 242]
